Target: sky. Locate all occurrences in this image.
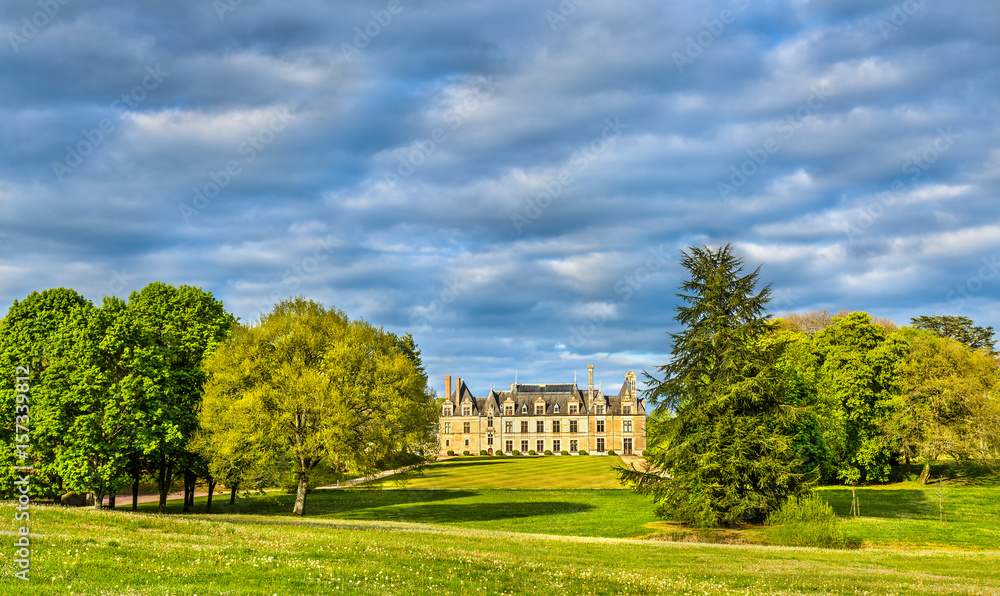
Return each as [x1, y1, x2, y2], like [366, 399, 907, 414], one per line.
[1, 0, 998, 397]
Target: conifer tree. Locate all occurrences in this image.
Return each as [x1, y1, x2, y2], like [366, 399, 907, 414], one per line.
[619, 244, 810, 527]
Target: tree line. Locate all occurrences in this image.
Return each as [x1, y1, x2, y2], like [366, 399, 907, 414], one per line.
[1, 286, 435, 516]
[622, 245, 999, 527]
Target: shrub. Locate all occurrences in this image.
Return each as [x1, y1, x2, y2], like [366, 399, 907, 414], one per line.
[560, 450, 569, 456]
[446, 450, 455, 456]
[463, 450, 471, 456]
[528, 450, 536, 456]
[642, 450, 649, 457]
[544, 450, 553, 456]
[608, 450, 616, 456]
[479, 450, 488, 456]
[579, 450, 588, 456]
[511, 450, 520, 456]
[765, 493, 855, 549]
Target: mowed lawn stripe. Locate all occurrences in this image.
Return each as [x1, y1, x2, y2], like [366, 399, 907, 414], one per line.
[368, 455, 628, 489]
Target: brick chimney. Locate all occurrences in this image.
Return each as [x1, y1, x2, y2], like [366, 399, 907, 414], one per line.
[456, 377, 462, 401]
[587, 364, 594, 396]
[445, 375, 452, 402]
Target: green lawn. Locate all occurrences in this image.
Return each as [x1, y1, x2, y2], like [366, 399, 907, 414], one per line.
[5, 503, 999, 595]
[368, 454, 628, 489]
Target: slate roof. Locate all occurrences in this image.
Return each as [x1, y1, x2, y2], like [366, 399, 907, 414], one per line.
[447, 377, 645, 416]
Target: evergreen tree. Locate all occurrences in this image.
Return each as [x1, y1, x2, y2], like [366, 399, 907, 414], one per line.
[910, 315, 995, 353]
[619, 244, 810, 527]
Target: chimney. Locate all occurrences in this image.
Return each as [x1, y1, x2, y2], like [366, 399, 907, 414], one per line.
[445, 375, 452, 402]
[456, 377, 462, 400]
[587, 364, 594, 396]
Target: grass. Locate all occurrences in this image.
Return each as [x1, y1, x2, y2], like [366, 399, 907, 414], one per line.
[5, 502, 1000, 595]
[367, 454, 628, 489]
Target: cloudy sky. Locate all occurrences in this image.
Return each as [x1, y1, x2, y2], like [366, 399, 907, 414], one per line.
[1, 0, 998, 396]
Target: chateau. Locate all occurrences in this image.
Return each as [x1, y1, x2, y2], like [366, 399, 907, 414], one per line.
[439, 365, 646, 456]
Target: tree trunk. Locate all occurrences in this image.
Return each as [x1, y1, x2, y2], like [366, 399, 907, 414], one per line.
[206, 478, 216, 513]
[109, 491, 116, 510]
[183, 470, 196, 512]
[292, 472, 309, 516]
[132, 478, 140, 512]
[904, 453, 911, 477]
[157, 460, 172, 514]
[919, 460, 931, 485]
[230, 483, 238, 505]
[94, 479, 105, 511]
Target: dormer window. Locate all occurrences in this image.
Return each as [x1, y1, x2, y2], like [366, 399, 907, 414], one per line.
[521, 404, 528, 414]
[535, 404, 544, 415]
[596, 405, 604, 414]
[569, 404, 577, 414]
[623, 405, 632, 415]
[462, 406, 471, 416]
[504, 405, 513, 416]
[554, 404, 560, 413]
[444, 407, 452, 416]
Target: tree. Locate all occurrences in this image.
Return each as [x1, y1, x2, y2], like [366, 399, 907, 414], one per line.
[126, 283, 236, 513]
[619, 244, 810, 527]
[911, 315, 996, 353]
[892, 331, 997, 482]
[0, 288, 90, 499]
[812, 312, 908, 484]
[200, 298, 433, 516]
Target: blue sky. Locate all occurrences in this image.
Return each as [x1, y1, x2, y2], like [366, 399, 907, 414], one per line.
[1, 0, 998, 396]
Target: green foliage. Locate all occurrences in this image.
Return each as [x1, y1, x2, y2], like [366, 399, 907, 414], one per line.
[561, 450, 569, 455]
[607, 450, 616, 456]
[463, 450, 471, 456]
[198, 297, 433, 516]
[479, 450, 488, 456]
[544, 449, 552, 456]
[579, 450, 588, 455]
[528, 450, 536, 456]
[765, 493, 854, 548]
[447, 450, 455, 456]
[624, 244, 811, 527]
[911, 315, 995, 353]
[511, 450, 520, 456]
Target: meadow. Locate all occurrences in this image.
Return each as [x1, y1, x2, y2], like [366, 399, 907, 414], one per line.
[5, 457, 999, 594]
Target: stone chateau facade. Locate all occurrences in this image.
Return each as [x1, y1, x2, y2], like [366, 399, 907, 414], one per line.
[438, 365, 646, 456]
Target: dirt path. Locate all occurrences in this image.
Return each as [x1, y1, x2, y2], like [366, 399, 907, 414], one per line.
[101, 490, 222, 506]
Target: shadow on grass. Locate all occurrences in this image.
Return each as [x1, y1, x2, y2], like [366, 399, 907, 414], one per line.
[820, 489, 932, 519]
[331, 500, 595, 525]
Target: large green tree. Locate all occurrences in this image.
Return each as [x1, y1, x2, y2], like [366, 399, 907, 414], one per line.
[620, 244, 810, 527]
[200, 298, 433, 516]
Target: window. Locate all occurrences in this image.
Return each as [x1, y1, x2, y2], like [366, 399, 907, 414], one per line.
[462, 406, 471, 416]
[463, 422, 471, 433]
[444, 422, 451, 433]
[505, 405, 513, 416]
[487, 416, 493, 428]
[570, 439, 578, 452]
[552, 421, 560, 433]
[520, 421, 529, 433]
[623, 405, 632, 415]
[521, 440, 529, 452]
[623, 420, 632, 432]
[505, 421, 514, 433]
[569, 420, 578, 433]
[597, 438, 605, 452]
[535, 404, 544, 415]
[623, 438, 633, 455]
[553, 440, 561, 452]
[445, 439, 450, 447]
[465, 439, 470, 446]
[444, 407, 452, 416]
[536, 421, 544, 433]
[487, 435, 493, 446]
[554, 404, 560, 413]
[596, 405, 604, 414]
[536, 440, 545, 452]
[569, 404, 578, 414]
[505, 440, 513, 452]
[522, 404, 528, 414]
[596, 420, 605, 433]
